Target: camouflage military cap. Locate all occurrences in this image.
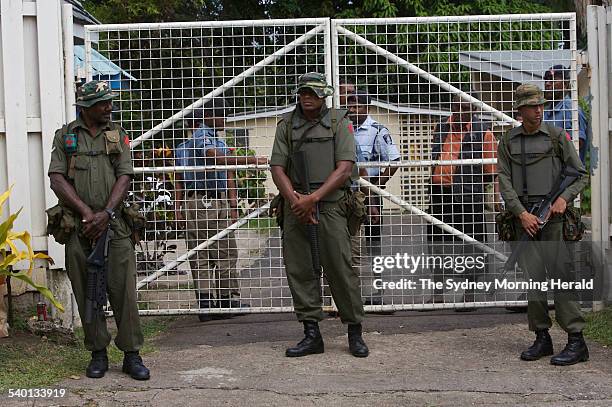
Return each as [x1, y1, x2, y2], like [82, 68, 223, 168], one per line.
[292, 72, 334, 98]
[75, 80, 118, 108]
[513, 83, 547, 109]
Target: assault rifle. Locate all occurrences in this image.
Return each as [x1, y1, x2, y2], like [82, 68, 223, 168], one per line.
[85, 225, 112, 324]
[489, 166, 582, 295]
[292, 150, 323, 295]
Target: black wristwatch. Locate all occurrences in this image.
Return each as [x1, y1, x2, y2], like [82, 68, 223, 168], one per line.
[104, 208, 116, 220]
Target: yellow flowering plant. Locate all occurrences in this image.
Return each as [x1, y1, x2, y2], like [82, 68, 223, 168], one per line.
[0, 187, 64, 312]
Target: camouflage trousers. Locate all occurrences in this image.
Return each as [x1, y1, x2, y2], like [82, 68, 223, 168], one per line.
[185, 191, 239, 301]
[513, 218, 586, 333]
[282, 200, 364, 324]
[65, 232, 143, 352]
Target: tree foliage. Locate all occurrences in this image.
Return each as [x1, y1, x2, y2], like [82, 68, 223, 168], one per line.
[84, 0, 565, 23]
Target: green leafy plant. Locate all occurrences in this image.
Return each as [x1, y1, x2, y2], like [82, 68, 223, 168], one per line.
[0, 187, 64, 312]
[226, 133, 268, 215]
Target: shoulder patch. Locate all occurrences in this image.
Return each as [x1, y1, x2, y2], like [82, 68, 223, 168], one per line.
[123, 134, 130, 146]
[565, 132, 571, 141]
[64, 133, 78, 154]
[382, 133, 392, 144]
[347, 122, 354, 134]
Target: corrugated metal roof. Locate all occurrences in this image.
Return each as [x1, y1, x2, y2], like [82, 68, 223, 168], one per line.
[64, 0, 100, 25]
[458, 49, 580, 87]
[225, 100, 450, 123]
[74, 45, 137, 81]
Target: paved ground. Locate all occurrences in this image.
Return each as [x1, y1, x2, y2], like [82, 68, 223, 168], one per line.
[2, 309, 611, 406]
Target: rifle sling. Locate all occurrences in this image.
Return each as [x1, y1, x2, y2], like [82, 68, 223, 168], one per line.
[520, 135, 529, 206]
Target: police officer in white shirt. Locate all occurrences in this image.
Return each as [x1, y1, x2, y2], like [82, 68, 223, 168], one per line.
[347, 90, 401, 308]
[348, 91, 401, 187]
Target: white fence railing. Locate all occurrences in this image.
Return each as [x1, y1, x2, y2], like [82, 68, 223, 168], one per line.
[84, 14, 598, 316]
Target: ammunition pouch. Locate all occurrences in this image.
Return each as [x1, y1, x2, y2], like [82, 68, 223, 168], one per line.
[339, 190, 367, 236]
[495, 209, 517, 242]
[122, 201, 147, 243]
[563, 205, 586, 242]
[269, 194, 285, 230]
[103, 130, 123, 155]
[45, 204, 77, 244]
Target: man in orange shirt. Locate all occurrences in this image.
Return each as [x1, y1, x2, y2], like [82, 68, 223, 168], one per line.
[427, 95, 498, 309]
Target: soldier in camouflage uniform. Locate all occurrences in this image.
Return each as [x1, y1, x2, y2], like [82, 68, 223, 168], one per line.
[270, 72, 369, 358]
[497, 84, 589, 366]
[48, 80, 150, 380]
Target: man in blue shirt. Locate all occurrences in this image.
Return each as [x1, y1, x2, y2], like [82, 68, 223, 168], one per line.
[175, 98, 267, 322]
[347, 90, 400, 308]
[543, 65, 589, 164]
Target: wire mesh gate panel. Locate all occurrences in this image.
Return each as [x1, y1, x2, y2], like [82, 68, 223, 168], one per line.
[84, 13, 585, 316]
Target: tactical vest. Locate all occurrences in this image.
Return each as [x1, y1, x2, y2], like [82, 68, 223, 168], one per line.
[59, 122, 125, 212]
[61, 123, 123, 181]
[503, 123, 564, 202]
[431, 120, 490, 198]
[283, 107, 355, 202]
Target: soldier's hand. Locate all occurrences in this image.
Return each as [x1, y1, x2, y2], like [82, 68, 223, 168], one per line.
[519, 211, 541, 237]
[82, 211, 109, 240]
[290, 192, 317, 224]
[255, 156, 269, 166]
[296, 207, 318, 225]
[80, 209, 96, 238]
[548, 197, 567, 220]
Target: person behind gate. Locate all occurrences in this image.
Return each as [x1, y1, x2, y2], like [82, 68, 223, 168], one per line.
[48, 80, 150, 380]
[175, 98, 268, 322]
[427, 94, 498, 309]
[497, 84, 589, 366]
[270, 72, 369, 358]
[543, 64, 589, 165]
[346, 89, 399, 309]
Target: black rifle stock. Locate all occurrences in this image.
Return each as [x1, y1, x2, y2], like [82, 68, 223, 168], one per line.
[488, 167, 582, 295]
[85, 225, 111, 324]
[292, 151, 323, 290]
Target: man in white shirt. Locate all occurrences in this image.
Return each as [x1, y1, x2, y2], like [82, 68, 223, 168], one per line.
[347, 90, 401, 307]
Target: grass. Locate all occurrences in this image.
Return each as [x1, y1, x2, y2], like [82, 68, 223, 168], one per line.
[584, 306, 612, 346]
[0, 314, 176, 393]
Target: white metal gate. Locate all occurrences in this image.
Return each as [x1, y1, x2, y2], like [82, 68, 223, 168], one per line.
[586, 5, 612, 309]
[84, 13, 589, 316]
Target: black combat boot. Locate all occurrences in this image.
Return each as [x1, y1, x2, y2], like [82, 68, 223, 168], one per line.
[348, 323, 369, 358]
[219, 296, 250, 317]
[85, 349, 109, 378]
[285, 321, 324, 357]
[550, 332, 589, 366]
[520, 329, 554, 361]
[198, 293, 217, 322]
[122, 351, 150, 380]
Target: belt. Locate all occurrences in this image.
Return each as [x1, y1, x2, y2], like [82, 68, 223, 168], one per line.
[186, 190, 224, 199]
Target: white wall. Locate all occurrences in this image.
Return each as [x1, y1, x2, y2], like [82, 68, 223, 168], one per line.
[0, 0, 76, 326]
[0, 0, 72, 266]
